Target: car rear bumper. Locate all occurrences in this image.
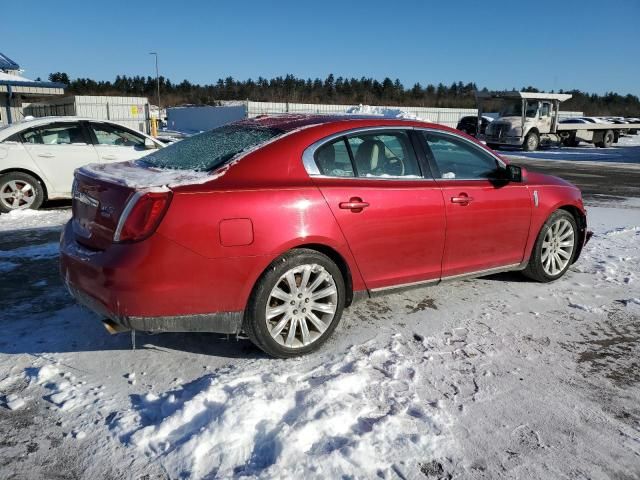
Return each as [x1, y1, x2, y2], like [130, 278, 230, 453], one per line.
[59, 221, 266, 335]
[65, 281, 242, 334]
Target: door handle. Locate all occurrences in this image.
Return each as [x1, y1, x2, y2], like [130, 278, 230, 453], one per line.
[37, 153, 54, 158]
[339, 197, 369, 212]
[102, 155, 117, 160]
[451, 194, 473, 205]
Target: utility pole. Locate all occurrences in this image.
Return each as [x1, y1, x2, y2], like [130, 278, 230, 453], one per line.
[149, 52, 161, 126]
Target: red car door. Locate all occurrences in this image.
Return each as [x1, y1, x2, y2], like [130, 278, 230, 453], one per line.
[420, 131, 532, 277]
[309, 129, 446, 291]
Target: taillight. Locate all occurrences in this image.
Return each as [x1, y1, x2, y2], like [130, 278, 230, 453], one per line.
[114, 190, 172, 243]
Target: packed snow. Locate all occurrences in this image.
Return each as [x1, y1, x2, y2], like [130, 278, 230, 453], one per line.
[78, 161, 214, 189]
[345, 104, 421, 120]
[1, 198, 639, 478]
[0, 207, 70, 232]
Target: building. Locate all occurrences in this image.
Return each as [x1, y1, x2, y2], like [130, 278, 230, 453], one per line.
[0, 52, 65, 126]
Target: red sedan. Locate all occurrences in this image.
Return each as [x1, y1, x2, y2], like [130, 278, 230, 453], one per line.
[60, 115, 591, 357]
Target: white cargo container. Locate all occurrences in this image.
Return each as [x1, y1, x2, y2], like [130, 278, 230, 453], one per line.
[167, 105, 246, 133]
[24, 95, 151, 133]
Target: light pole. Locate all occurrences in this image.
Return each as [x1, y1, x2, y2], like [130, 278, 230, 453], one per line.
[149, 52, 161, 126]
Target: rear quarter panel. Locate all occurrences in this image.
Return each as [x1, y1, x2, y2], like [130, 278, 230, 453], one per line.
[156, 185, 367, 309]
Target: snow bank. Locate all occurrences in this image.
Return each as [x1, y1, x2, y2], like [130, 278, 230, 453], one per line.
[115, 334, 450, 479]
[345, 104, 421, 120]
[0, 208, 71, 232]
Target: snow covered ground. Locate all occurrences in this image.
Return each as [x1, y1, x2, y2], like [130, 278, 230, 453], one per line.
[1, 198, 639, 479]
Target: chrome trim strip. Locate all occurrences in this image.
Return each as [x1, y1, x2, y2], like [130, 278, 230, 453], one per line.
[370, 277, 439, 293]
[113, 191, 143, 242]
[440, 263, 521, 282]
[370, 263, 522, 294]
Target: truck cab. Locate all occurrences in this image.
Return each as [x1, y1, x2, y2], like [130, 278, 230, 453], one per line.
[480, 92, 569, 151]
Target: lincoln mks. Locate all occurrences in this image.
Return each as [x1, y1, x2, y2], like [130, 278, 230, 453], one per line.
[60, 115, 591, 357]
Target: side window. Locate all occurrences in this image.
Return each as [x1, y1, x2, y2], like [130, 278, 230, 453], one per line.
[347, 131, 420, 178]
[525, 101, 539, 118]
[314, 138, 354, 177]
[423, 132, 500, 180]
[22, 124, 86, 145]
[91, 124, 145, 147]
[540, 103, 551, 117]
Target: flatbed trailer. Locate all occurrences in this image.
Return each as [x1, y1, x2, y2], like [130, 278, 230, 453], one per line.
[476, 91, 640, 151]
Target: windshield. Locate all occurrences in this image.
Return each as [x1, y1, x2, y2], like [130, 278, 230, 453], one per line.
[140, 124, 284, 171]
[499, 100, 539, 118]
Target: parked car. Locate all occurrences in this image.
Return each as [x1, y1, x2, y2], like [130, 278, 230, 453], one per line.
[625, 118, 639, 134]
[456, 115, 493, 136]
[0, 117, 163, 212]
[61, 115, 591, 358]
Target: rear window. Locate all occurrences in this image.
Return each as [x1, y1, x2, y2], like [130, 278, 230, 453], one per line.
[140, 124, 284, 172]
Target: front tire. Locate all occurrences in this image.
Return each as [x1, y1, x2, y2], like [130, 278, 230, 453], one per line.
[244, 249, 346, 358]
[522, 210, 578, 282]
[0, 172, 45, 213]
[523, 131, 539, 151]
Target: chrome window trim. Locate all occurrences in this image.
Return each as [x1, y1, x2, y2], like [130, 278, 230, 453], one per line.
[302, 126, 423, 180]
[302, 125, 506, 181]
[113, 191, 144, 242]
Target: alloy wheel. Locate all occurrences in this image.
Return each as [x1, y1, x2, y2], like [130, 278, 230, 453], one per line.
[0, 180, 36, 210]
[541, 218, 575, 276]
[265, 263, 338, 348]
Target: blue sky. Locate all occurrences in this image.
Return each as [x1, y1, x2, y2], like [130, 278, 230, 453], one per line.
[8, 0, 640, 96]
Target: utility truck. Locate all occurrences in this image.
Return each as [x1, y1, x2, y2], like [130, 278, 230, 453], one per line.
[476, 91, 640, 151]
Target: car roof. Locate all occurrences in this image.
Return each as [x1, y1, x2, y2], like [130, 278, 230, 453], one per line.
[0, 116, 151, 139]
[234, 114, 438, 133]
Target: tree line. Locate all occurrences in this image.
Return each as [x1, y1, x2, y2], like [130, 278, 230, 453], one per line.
[46, 72, 640, 116]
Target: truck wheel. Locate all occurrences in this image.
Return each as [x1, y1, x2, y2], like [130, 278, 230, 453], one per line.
[0, 172, 45, 213]
[487, 143, 500, 150]
[523, 131, 539, 151]
[601, 129, 614, 148]
[563, 134, 580, 147]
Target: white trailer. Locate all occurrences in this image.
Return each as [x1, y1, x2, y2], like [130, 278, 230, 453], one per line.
[477, 91, 640, 151]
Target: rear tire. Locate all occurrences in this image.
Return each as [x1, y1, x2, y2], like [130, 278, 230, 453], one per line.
[595, 129, 614, 148]
[487, 143, 500, 150]
[523, 131, 539, 151]
[0, 172, 45, 213]
[244, 249, 346, 358]
[522, 210, 578, 283]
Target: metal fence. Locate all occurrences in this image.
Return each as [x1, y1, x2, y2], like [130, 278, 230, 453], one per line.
[245, 101, 583, 128]
[24, 95, 150, 133]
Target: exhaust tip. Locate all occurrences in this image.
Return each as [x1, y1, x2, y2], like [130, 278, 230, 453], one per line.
[102, 319, 130, 335]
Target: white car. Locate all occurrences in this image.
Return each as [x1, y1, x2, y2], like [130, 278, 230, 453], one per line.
[0, 117, 163, 212]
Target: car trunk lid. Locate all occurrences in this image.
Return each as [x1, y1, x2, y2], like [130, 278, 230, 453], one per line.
[72, 170, 137, 250]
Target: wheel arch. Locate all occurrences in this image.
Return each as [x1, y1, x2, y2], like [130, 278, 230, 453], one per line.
[0, 168, 49, 201]
[557, 204, 587, 263]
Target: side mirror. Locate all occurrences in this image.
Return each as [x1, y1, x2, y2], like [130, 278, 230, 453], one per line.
[505, 164, 525, 182]
[144, 137, 157, 150]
